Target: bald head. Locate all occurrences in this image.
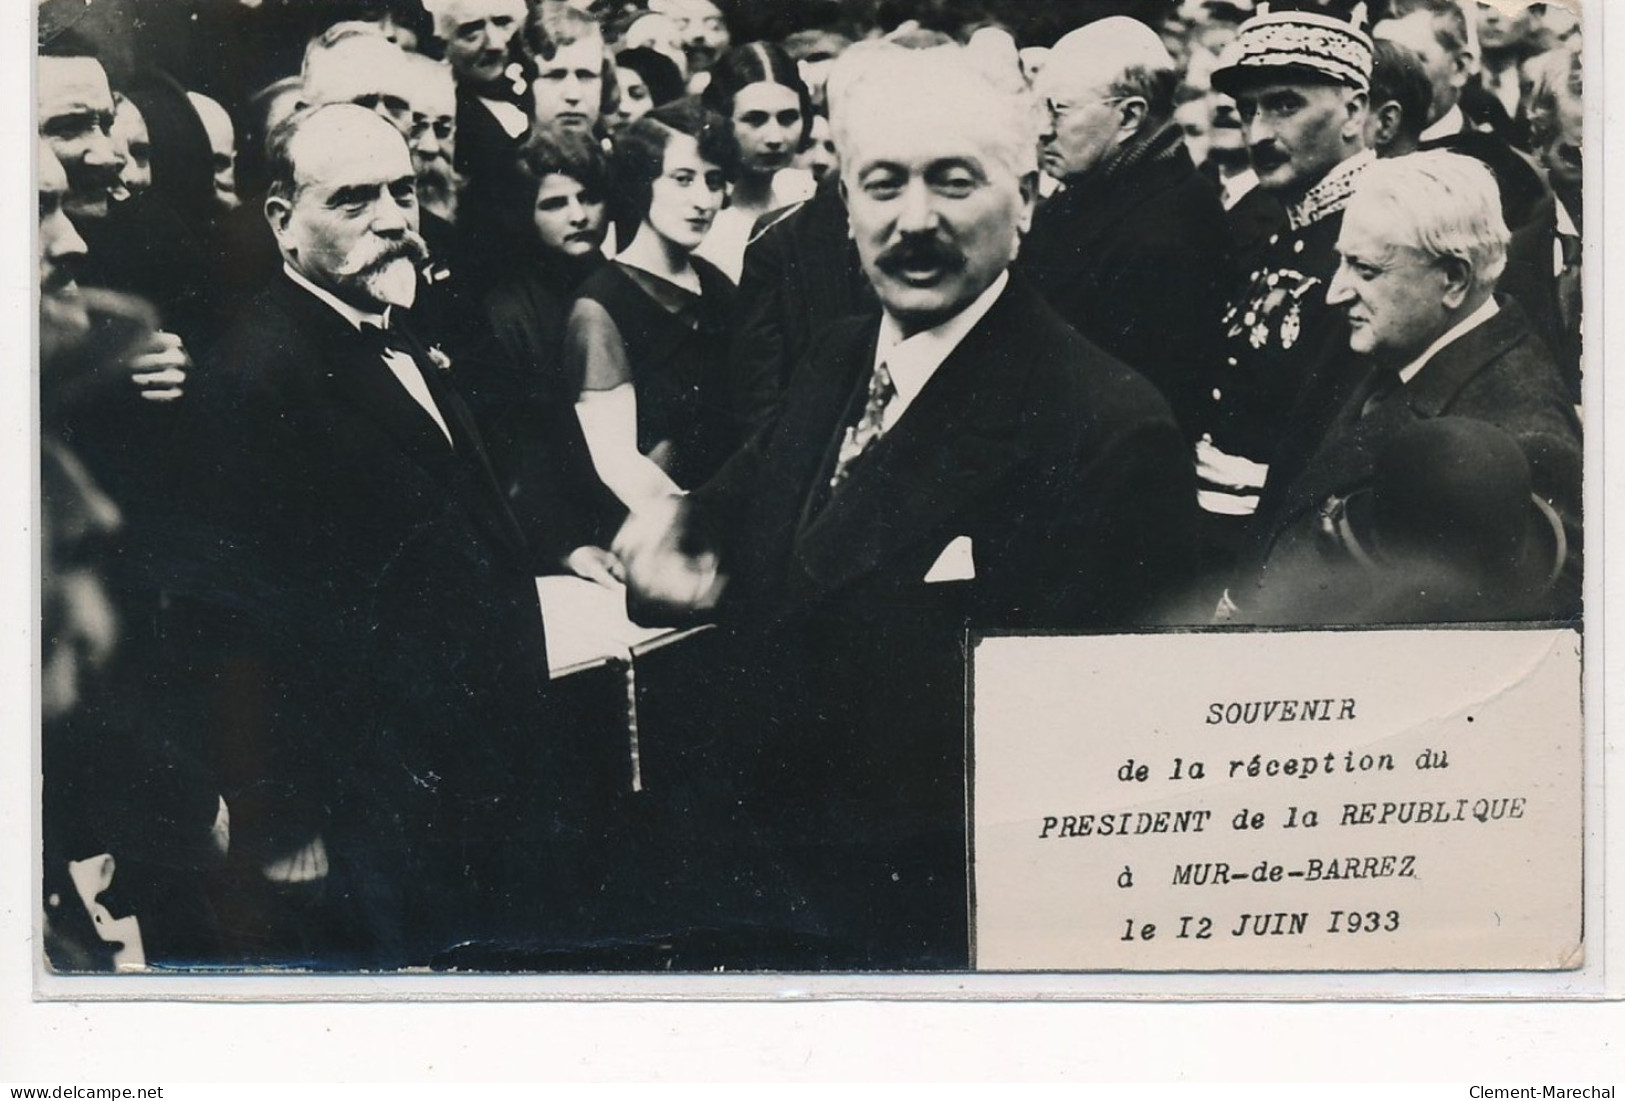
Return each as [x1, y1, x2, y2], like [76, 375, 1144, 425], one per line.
[1037, 16, 1178, 180]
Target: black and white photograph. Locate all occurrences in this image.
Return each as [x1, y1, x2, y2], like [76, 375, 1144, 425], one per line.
[32, 0, 1594, 988]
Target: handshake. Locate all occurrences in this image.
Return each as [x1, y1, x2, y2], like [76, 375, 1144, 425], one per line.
[569, 493, 727, 623]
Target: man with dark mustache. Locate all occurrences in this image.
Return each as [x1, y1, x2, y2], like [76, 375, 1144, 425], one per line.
[613, 43, 1195, 969]
[182, 105, 558, 966]
[1189, 2, 1376, 596]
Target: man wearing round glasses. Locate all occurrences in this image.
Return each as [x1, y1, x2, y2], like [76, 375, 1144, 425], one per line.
[1024, 16, 1235, 441]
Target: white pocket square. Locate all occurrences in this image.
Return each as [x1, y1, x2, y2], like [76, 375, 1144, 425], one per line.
[924, 535, 976, 583]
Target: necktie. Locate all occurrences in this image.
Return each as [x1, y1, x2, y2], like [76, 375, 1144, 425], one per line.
[360, 322, 455, 448]
[828, 361, 896, 491]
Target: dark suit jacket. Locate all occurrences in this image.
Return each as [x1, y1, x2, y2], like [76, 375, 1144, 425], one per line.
[1420, 126, 1550, 232]
[1242, 299, 1581, 620]
[669, 276, 1197, 968]
[1501, 193, 1582, 403]
[728, 179, 874, 404]
[1021, 136, 1236, 438]
[454, 83, 528, 190]
[183, 274, 558, 965]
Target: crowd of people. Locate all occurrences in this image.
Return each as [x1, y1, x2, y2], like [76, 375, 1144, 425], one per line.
[38, 0, 1584, 972]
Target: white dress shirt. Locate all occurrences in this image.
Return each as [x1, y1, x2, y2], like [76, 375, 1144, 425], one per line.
[1219, 166, 1261, 212]
[871, 270, 1009, 434]
[283, 264, 455, 447]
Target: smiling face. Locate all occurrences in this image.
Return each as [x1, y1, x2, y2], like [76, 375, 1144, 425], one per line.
[840, 92, 1033, 336]
[730, 80, 802, 177]
[38, 57, 125, 223]
[534, 36, 605, 134]
[1326, 202, 1454, 366]
[1233, 79, 1364, 200]
[532, 171, 607, 256]
[645, 130, 726, 251]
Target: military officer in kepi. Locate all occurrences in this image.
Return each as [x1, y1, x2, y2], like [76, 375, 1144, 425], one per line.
[1190, 1, 1377, 590]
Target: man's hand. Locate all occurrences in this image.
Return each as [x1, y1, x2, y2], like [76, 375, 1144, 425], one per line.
[612, 495, 726, 618]
[564, 545, 626, 588]
[124, 329, 190, 401]
[261, 835, 328, 885]
[1194, 436, 1269, 492]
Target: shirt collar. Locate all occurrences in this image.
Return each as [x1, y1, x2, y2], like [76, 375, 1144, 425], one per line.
[283, 263, 390, 332]
[1419, 103, 1466, 144]
[1397, 296, 1500, 384]
[874, 270, 1009, 424]
[1220, 167, 1260, 212]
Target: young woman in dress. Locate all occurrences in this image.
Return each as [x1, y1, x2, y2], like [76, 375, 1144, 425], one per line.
[566, 98, 771, 510]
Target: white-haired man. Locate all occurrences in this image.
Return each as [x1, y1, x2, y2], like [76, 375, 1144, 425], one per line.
[424, 0, 531, 185]
[615, 43, 1196, 969]
[1238, 151, 1580, 618]
[1023, 16, 1235, 438]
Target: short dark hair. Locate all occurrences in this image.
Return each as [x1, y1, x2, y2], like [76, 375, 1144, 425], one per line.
[1370, 37, 1433, 145]
[609, 97, 737, 235]
[466, 128, 609, 252]
[615, 46, 687, 107]
[701, 41, 814, 149]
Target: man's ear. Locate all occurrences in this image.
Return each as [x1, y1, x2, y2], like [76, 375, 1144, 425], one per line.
[1116, 96, 1150, 143]
[264, 192, 293, 237]
[1016, 170, 1039, 235]
[1449, 46, 1474, 92]
[838, 175, 854, 238]
[1374, 100, 1403, 149]
[1438, 254, 1473, 309]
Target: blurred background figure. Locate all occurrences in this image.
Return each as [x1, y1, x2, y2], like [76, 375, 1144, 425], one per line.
[406, 53, 462, 223]
[652, 0, 732, 90]
[107, 93, 152, 205]
[186, 90, 240, 213]
[610, 45, 685, 135]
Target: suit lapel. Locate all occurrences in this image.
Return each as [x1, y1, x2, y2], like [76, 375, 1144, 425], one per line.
[273, 278, 528, 561]
[1271, 304, 1528, 539]
[786, 287, 1034, 603]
